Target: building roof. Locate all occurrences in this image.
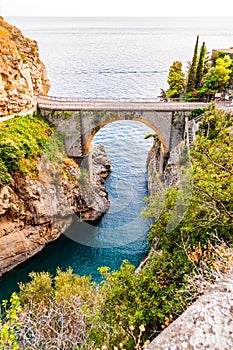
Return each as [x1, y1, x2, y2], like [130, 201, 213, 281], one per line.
[212, 47, 233, 54]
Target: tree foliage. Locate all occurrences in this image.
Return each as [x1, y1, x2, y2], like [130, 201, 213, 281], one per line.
[203, 54, 232, 91]
[145, 105, 233, 250]
[166, 37, 233, 99]
[195, 42, 207, 89]
[167, 61, 185, 98]
[186, 35, 199, 93]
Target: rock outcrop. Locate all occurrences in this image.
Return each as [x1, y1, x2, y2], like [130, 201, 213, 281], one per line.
[0, 17, 50, 116]
[0, 144, 111, 277]
[146, 270, 233, 350]
[147, 139, 185, 195]
[147, 137, 164, 194]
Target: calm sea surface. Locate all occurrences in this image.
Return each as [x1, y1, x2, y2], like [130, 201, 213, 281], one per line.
[5, 16, 233, 99]
[0, 17, 233, 300]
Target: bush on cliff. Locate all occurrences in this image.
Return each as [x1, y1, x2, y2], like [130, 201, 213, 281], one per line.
[0, 158, 11, 186]
[0, 112, 53, 186]
[145, 106, 233, 250]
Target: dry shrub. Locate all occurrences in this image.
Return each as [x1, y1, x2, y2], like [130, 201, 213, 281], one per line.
[15, 295, 95, 350]
[186, 239, 233, 299]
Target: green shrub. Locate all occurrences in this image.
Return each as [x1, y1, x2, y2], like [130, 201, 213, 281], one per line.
[0, 158, 12, 186]
[0, 112, 53, 186]
[189, 107, 205, 119]
[0, 141, 24, 173]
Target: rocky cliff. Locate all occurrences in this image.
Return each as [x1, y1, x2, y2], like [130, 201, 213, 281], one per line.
[0, 17, 50, 116]
[0, 144, 111, 277]
[147, 139, 185, 195]
[0, 17, 112, 277]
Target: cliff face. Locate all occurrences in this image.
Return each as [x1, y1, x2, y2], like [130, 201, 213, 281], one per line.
[0, 17, 50, 116]
[0, 18, 112, 277]
[147, 140, 185, 195]
[147, 138, 164, 194]
[0, 145, 111, 277]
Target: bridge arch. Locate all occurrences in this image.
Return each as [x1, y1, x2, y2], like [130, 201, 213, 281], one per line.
[84, 117, 169, 155]
[38, 98, 212, 159]
[41, 107, 185, 158]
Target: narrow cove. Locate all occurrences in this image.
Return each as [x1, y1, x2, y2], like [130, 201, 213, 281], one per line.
[0, 120, 154, 301]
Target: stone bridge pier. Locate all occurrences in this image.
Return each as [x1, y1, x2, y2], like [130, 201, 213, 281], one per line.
[40, 108, 186, 160]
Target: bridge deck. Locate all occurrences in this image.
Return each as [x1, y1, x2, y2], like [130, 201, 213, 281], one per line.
[37, 96, 209, 112]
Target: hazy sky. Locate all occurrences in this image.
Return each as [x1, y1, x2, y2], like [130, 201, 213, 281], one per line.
[1, 0, 233, 17]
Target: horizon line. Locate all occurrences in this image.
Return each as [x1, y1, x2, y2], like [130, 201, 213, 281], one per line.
[3, 15, 233, 18]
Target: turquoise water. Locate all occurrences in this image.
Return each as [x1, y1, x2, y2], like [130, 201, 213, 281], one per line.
[0, 121, 153, 301]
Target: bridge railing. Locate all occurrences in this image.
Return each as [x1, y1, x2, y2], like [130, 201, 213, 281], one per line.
[37, 95, 160, 102]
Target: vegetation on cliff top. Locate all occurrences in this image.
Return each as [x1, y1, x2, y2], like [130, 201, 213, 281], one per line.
[164, 35, 233, 100]
[0, 113, 53, 186]
[0, 105, 232, 349]
[0, 112, 81, 196]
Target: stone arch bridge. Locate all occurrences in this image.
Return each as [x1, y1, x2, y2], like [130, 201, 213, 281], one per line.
[38, 96, 208, 159]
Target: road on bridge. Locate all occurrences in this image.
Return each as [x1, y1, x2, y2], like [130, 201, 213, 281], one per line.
[37, 95, 211, 112]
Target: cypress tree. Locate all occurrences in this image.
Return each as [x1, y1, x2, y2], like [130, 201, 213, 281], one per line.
[186, 35, 199, 93]
[195, 42, 207, 89]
